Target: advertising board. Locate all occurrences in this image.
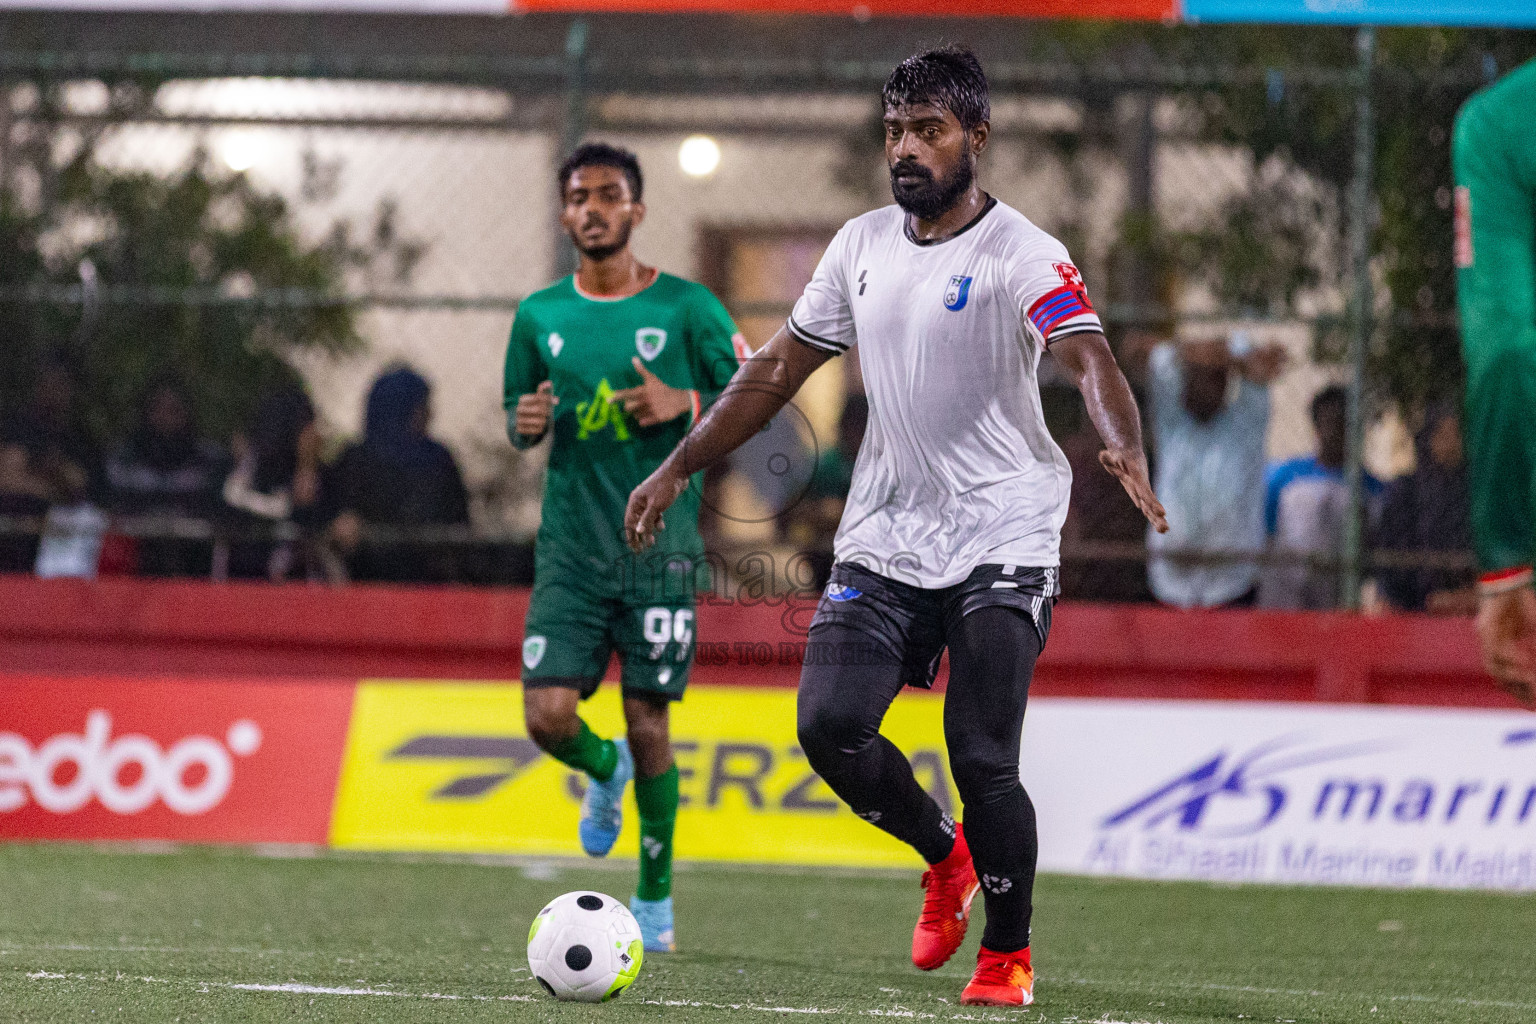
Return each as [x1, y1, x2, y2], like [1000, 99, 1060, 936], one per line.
[1029, 699, 1536, 890]
[0, 675, 353, 844]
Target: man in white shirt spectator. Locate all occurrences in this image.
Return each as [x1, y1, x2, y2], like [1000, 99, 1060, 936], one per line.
[1142, 333, 1285, 608]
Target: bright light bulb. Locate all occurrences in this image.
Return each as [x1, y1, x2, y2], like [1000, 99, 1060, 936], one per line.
[220, 132, 263, 172]
[678, 135, 721, 178]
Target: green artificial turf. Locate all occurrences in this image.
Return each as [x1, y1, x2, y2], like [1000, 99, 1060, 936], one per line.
[1, 842, 1532, 1023]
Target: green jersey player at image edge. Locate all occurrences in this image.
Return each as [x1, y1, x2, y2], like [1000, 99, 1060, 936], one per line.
[1453, 57, 1536, 582]
[503, 271, 745, 582]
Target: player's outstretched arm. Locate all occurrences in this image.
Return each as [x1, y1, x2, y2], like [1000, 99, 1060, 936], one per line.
[625, 326, 831, 551]
[1050, 330, 1169, 534]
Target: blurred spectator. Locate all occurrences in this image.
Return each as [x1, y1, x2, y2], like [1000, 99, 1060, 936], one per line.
[793, 393, 868, 586]
[33, 474, 109, 580]
[1143, 334, 1284, 608]
[1371, 402, 1476, 614]
[103, 377, 228, 577]
[326, 366, 470, 583]
[1259, 385, 1383, 609]
[0, 360, 100, 573]
[219, 385, 336, 582]
[1056, 392, 1152, 603]
[0, 360, 100, 496]
[808, 393, 866, 505]
[0, 439, 51, 574]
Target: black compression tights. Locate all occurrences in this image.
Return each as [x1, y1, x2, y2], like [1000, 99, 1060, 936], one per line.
[797, 606, 1040, 952]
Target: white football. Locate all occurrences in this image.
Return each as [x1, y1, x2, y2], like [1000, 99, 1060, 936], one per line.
[527, 890, 644, 1002]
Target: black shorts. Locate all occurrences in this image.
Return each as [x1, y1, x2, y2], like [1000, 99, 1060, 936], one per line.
[805, 561, 1057, 690]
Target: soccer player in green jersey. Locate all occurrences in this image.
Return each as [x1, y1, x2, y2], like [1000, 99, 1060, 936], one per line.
[505, 143, 744, 950]
[1453, 58, 1536, 703]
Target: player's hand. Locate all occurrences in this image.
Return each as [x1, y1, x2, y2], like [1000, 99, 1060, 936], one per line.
[1477, 586, 1536, 706]
[1099, 446, 1168, 534]
[515, 381, 559, 438]
[613, 358, 693, 427]
[625, 463, 690, 552]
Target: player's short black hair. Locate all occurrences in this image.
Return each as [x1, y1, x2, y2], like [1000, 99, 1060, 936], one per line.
[558, 142, 643, 202]
[882, 45, 990, 132]
[1311, 384, 1348, 423]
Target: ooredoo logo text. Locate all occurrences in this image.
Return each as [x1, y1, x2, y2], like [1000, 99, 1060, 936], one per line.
[0, 711, 264, 815]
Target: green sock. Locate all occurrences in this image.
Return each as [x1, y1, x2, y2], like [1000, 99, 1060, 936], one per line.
[634, 764, 679, 901]
[547, 719, 617, 782]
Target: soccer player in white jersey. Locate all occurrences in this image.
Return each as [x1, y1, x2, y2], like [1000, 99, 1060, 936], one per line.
[625, 46, 1167, 1007]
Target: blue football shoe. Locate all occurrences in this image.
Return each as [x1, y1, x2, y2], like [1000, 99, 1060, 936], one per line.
[577, 738, 632, 857]
[629, 894, 675, 953]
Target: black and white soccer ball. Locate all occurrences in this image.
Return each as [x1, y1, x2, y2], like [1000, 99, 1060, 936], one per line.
[527, 890, 644, 1002]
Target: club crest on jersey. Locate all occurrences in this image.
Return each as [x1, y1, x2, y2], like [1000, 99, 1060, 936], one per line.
[636, 328, 667, 361]
[826, 584, 863, 602]
[1053, 262, 1085, 288]
[943, 275, 973, 311]
[546, 332, 564, 358]
[522, 635, 547, 669]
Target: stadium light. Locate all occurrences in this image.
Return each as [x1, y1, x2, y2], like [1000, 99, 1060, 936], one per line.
[678, 135, 721, 178]
[219, 132, 263, 172]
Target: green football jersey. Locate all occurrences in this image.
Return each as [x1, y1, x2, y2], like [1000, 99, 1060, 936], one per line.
[1454, 58, 1536, 574]
[504, 271, 743, 588]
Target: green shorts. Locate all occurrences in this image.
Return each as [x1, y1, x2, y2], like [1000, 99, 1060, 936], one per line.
[521, 575, 695, 702]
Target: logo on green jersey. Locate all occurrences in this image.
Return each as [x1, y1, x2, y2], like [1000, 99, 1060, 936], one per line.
[576, 378, 631, 441]
[522, 635, 546, 669]
[636, 328, 667, 361]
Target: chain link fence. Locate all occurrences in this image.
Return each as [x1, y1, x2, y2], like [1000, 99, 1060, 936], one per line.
[0, 25, 1505, 608]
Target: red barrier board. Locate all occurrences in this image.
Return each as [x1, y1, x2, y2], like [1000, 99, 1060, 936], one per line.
[0, 575, 1506, 708]
[517, 0, 1179, 20]
[0, 676, 354, 844]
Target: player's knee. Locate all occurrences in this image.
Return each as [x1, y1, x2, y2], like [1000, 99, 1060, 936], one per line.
[524, 700, 579, 751]
[796, 701, 868, 775]
[626, 717, 669, 766]
[948, 748, 1020, 807]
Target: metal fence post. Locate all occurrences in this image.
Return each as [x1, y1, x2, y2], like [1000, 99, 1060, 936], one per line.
[1341, 25, 1376, 610]
[553, 17, 589, 280]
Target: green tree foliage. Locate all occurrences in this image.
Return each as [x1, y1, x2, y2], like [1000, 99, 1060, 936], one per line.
[1168, 28, 1535, 409]
[0, 81, 423, 445]
[1027, 25, 1533, 413]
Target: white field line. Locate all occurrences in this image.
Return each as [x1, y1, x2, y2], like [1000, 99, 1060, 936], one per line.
[4, 943, 322, 956]
[23, 970, 534, 1003]
[22, 966, 1536, 1020]
[1063, 974, 1536, 1014]
[0, 943, 527, 972]
[18, 971, 1136, 1020]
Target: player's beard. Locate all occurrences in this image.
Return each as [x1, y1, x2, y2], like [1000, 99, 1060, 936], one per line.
[889, 153, 975, 221]
[573, 218, 634, 262]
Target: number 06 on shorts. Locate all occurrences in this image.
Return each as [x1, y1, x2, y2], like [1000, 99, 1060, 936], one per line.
[521, 577, 696, 702]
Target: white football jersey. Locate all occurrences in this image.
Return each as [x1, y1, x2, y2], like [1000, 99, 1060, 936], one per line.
[788, 198, 1101, 587]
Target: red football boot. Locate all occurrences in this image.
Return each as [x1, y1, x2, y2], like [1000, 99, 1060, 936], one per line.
[910, 823, 980, 970]
[960, 945, 1035, 1007]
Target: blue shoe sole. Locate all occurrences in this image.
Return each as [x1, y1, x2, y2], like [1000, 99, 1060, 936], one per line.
[578, 821, 619, 858]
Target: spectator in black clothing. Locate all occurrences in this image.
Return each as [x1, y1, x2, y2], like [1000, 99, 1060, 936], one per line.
[1371, 402, 1476, 614]
[326, 366, 470, 583]
[1, 360, 99, 494]
[104, 377, 229, 577]
[0, 442, 49, 573]
[0, 360, 100, 573]
[220, 385, 333, 582]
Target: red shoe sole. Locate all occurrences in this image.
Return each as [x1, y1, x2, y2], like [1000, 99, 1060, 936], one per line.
[911, 877, 980, 971]
[960, 989, 1032, 1007]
